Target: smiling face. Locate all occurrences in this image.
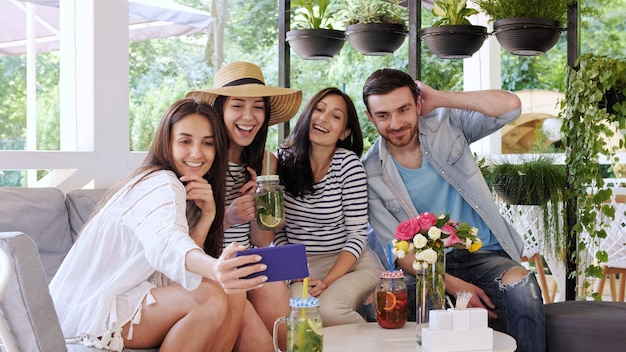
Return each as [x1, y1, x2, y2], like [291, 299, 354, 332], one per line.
[171, 113, 216, 178]
[366, 86, 421, 149]
[308, 94, 351, 148]
[222, 96, 266, 148]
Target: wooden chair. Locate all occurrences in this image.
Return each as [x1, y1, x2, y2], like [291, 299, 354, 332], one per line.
[498, 202, 557, 303]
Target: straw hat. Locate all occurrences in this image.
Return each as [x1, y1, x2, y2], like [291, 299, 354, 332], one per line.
[186, 61, 302, 125]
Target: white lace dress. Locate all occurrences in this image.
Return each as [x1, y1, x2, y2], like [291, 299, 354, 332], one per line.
[49, 170, 202, 351]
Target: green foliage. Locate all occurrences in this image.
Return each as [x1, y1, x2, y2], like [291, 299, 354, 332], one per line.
[501, 39, 568, 92]
[559, 53, 626, 297]
[485, 155, 567, 258]
[291, 0, 341, 30]
[473, 0, 571, 23]
[341, 0, 407, 27]
[432, 0, 479, 26]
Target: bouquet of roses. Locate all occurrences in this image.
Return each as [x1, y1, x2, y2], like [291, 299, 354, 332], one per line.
[391, 212, 482, 271]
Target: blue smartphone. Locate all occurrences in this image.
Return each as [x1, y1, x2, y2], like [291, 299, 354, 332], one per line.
[235, 244, 309, 282]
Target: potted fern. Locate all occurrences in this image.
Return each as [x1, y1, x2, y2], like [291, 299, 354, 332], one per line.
[286, 0, 346, 60]
[484, 155, 567, 257]
[473, 0, 569, 56]
[420, 0, 488, 59]
[341, 0, 407, 56]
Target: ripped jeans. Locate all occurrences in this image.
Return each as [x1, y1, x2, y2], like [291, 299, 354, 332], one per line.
[444, 249, 546, 352]
[372, 250, 546, 352]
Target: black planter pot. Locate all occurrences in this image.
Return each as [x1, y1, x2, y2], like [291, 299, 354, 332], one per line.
[493, 18, 565, 56]
[420, 25, 488, 59]
[345, 23, 407, 56]
[286, 29, 346, 60]
[599, 88, 625, 115]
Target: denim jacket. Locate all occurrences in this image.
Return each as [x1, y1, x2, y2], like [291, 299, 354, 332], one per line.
[362, 106, 524, 269]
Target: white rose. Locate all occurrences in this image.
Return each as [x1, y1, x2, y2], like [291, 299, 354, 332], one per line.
[420, 248, 438, 264]
[412, 261, 423, 271]
[471, 227, 479, 236]
[413, 234, 428, 248]
[396, 250, 406, 259]
[465, 238, 472, 248]
[428, 226, 441, 240]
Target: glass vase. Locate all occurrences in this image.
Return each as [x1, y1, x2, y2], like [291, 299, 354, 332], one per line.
[416, 252, 446, 345]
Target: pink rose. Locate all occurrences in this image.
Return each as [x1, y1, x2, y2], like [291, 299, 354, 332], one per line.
[395, 217, 421, 241]
[442, 224, 462, 247]
[417, 212, 437, 232]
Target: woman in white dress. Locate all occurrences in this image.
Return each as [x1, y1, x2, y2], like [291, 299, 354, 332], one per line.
[50, 98, 271, 351]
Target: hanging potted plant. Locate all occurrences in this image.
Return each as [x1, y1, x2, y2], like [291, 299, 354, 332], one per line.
[559, 53, 626, 298]
[473, 0, 569, 56]
[286, 0, 346, 60]
[341, 0, 407, 56]
[484, 154, 567, 256]
[420, 0, 488, 59]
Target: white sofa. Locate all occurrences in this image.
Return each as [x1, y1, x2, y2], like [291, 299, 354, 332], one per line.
[0, 187, 157, 352]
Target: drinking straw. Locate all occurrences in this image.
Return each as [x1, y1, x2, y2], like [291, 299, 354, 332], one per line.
[387, 242, 393, 270]
[301, 277, 308, 319]
[266, 150, 270, 175]
[387, 242, 395, 290]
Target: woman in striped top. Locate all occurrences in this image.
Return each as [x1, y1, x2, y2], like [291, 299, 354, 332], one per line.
[276, 87, 384, 326]
[187, 61, 302, 350]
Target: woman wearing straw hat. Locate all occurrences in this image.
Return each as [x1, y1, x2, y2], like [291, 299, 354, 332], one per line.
[187, 61, 302, 350]
[275, 88, 383, 326]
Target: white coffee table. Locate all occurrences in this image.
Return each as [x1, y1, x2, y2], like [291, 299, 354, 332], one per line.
[323, 323, 516, 352]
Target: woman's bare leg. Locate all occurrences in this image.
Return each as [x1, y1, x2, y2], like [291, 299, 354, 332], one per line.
[121, 279, 245, 351]
[247, 281, 290, 350]
[233, 300, 274, 352]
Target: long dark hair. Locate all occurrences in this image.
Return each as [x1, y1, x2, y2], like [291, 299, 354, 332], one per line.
[97, 98, 228, 257]
[213, 95, 272, 181]
[278, 87, 362, 198]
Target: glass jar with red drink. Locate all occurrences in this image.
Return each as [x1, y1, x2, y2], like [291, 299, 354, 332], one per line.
[375, 270, 408, 329]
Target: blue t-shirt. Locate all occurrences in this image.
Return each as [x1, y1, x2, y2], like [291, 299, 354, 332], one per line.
[393, 156, 502, 250]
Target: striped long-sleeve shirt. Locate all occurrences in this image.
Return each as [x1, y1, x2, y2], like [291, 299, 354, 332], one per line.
[223, 162, 253, 248]
[275, 148, 369, 258]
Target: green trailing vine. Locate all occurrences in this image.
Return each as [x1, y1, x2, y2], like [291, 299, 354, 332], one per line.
[560, 53, 626, 299]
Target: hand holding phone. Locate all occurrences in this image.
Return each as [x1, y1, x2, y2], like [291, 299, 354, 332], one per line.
[235, 244, 308, 282]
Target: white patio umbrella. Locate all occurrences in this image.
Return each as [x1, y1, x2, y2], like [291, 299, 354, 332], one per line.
[0, 0, 213, 56]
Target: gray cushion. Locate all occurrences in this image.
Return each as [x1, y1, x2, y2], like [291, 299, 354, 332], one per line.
[546, 301, 626, 351]
[0, 231, 67, 352]
[0, 188, 72, 283]
[65, 189, 107, 242]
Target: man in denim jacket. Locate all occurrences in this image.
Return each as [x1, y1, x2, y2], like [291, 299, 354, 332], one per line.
[361, 68, 545, 352]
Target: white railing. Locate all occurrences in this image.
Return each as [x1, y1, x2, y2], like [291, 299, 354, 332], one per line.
[497, 178, 626, 301]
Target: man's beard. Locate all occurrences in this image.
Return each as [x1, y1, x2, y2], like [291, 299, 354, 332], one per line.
[382, 124, 418, 148]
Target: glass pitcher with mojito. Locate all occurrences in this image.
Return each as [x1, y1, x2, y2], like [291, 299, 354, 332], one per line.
[273, 297, 323, 352]
[255, 175, 285, 230]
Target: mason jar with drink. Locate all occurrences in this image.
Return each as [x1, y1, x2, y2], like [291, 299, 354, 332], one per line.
[375, 270, 408, 329]
[273, 297, 323, 352]
[255, 175, 285, 230]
